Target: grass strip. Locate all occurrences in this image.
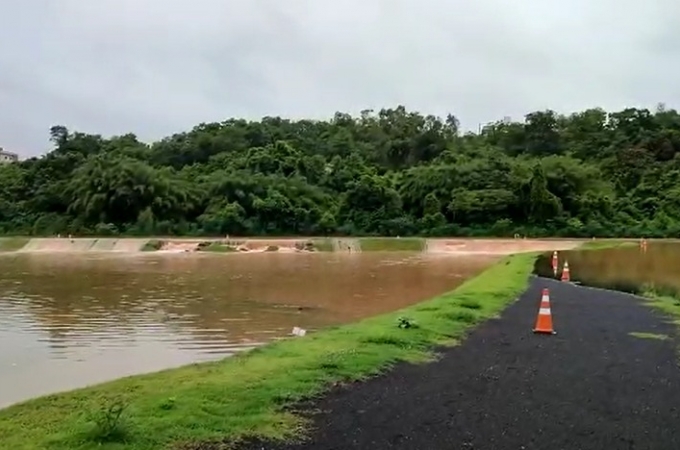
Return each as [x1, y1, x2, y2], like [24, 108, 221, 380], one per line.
[310, 238, 334, 252]
[577, 239, 637, 250]
[0, 252, 537, 449]
[140, 239, 162, 252]
[199, 242, 237, 252]
[629, 331, 670, 340]
[358, 237, 425, 252]
[0, 237, 29, 251]
[641, 287, 680, 329]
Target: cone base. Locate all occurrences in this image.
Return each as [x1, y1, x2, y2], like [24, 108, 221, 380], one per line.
[533, 329, 557, 335]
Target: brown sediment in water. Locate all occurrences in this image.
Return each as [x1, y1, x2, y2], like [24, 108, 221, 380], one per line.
[424, 238, 582, 255]
[10, 237, 585, 254]
[158, 241, 201, 252]
[0, 251, 496, 407]
[240, 239, 305, 252]
[561, 242, 680, 291]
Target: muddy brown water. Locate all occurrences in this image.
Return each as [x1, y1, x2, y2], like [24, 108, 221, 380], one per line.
[0, 252, 496, 408]
[535, 242, 680, 294]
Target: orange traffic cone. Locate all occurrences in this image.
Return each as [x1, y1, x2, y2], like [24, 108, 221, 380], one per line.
[561, 260, 570, 282]
[533, 288, 556, 334]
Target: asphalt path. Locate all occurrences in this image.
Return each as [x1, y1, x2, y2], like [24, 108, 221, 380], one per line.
[236, 277, 680, 450]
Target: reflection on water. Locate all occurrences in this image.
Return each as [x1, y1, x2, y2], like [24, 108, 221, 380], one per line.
[0, 252, 495, 407]
[535, 242, 680, 294]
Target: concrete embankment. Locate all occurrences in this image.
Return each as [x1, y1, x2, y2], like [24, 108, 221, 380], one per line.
[18, 238, 95, 252]
[89, 238, 117, 251]
[16, 238, 148, 253]
[111, 239, 148, 252]
[8, 237, 583, 254]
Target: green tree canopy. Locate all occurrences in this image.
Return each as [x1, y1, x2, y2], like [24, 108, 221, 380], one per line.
[2, 105, 680, 237]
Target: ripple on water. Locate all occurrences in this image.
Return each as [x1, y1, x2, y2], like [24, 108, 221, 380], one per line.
[0, 251, 496, 407]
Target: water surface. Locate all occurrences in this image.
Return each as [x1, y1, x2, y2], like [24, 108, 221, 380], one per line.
[535, 242, 680, 294]
[0, 252, 495, 407]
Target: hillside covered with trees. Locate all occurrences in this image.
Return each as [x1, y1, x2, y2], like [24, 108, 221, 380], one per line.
[1, 104, 679, 238]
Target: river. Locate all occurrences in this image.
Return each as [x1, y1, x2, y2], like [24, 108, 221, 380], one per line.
[0, 252, 496, 407]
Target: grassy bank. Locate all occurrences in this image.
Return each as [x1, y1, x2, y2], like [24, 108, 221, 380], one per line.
[199, 241, 239, 252]
[577, 239, 637, 250]
[358, 237, 425, 251]
[311, 238, 334, 252]
[0, 237, 29, 251]
[641, 286, 680, 329]
[140, 239, 162, 252]
[0, 253, 537, 450]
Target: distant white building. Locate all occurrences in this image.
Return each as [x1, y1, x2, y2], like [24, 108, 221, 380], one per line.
[0, 148, 18, 164]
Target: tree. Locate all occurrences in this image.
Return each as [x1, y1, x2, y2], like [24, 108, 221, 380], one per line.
[2, 104, 680, 238]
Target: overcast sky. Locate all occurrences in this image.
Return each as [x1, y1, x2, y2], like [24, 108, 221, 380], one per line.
[1, 0, 679, 157]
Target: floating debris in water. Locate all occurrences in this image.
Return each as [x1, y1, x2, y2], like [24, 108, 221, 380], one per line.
[291, 326, 307, 337]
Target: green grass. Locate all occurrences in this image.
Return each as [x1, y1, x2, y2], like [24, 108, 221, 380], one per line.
[199, 242, 237, 253]
[0, 237, 29, 251]
[140, 239, 162, 252]
[311, 238, 334, 252]
[0, 252, 537, 450]
[578, 239, 637, 250]
[641, 288, 680, 327]
[629, 331, 670, 340]
[358, 237, 425, 252]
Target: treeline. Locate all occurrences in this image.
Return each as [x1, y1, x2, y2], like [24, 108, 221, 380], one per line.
[2, 104, 680, 238]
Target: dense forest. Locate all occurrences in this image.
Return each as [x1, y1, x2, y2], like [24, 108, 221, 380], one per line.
[1, 104, 679, 238]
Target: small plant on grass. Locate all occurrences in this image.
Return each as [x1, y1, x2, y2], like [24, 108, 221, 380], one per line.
[87, 398, 130, 443]
[459, 298, 482, 310]
[158, 396, 177, 410]
[397, 316, 418, 329]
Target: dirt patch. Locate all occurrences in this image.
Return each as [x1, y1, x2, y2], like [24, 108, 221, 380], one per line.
[426, 238, 582, 255]
[233, 278, 680, 450]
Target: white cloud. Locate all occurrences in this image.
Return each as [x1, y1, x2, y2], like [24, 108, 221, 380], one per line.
[1, 0, 679, 156]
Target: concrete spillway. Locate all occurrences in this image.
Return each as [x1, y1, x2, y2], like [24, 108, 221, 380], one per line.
[89, 238, 118, 251]
[18, 238, 95, 252]
[17, 238, 148, 253]
[110, 239, 147, 252]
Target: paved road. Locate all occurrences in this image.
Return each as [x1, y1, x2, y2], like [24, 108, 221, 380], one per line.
[239, 277, 680, 450]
